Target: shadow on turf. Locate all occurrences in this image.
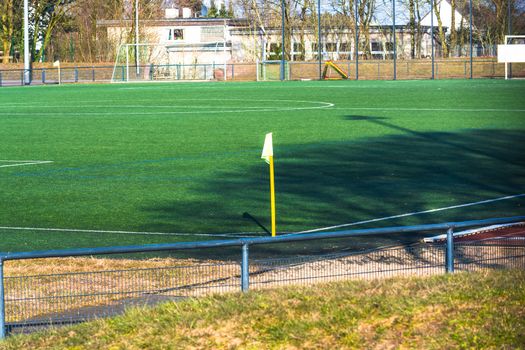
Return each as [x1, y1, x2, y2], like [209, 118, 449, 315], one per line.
[143, 126, 525, 259]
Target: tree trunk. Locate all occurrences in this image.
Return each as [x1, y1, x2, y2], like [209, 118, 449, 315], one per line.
[433, 0, 449, 58]
[1, 0, 14, 63]
[450, 0, 456, 57]
[409, 0, 416, 59]
[416, 0, 422, 58]
[358, 0, 375, 59]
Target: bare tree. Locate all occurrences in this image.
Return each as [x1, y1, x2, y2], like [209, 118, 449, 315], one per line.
[29, 0, 77, 62]
[432, 0, 448, 57]
[409, 0, 425, 58]
[330, 0, 357, 59]
[449, 0, 457, 55]
[0, 0, 14, 63]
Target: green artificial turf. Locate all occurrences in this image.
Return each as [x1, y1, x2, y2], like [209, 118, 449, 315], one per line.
[0, 79, 524, 251]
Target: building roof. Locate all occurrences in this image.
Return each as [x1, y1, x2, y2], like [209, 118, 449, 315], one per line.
[97, 18, 248, 28]
[420, 0, 467, 30]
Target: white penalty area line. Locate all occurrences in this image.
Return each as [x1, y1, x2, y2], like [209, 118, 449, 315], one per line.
[295, 193, 525, 234]
[0, 226, 260, 238]
[0, 160, 54, 168]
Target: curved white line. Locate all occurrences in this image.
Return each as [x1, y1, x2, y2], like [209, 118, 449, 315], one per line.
[3, 98, 334, 116]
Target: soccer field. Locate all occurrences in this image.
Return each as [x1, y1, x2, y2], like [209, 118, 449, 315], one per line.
[1, 79, 524, 252]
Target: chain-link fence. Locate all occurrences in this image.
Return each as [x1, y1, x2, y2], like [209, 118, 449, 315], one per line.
[245, 0, 525, 80]
[1, 0, 524, 84]
[0, 58, 520, 87]
[1, 217, 523, 336]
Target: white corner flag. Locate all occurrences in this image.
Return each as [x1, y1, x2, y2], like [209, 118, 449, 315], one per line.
[261, 132, 273, 164]
[261, 132, 276, 237]
[53, 60, 61, 85]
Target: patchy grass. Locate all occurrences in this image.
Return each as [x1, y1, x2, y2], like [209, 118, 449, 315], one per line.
[1, 269, 524, 349]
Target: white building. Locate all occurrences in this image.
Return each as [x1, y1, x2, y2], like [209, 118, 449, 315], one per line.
[99, 8, 452, 67]
[420, 0, 467, 30]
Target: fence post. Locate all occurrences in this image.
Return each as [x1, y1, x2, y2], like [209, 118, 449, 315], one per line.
[241, 244, 249, 292]
[0, 72, 2, 87]
[42, 69, 46, 84]
[75, 67, 79, 82]
[92, 66, 95, 82]
[0, 259, 5, 339]
[446, 227, 454, 273]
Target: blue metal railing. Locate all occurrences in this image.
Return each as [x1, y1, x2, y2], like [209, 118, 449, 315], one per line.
[0, 215, 523, 337]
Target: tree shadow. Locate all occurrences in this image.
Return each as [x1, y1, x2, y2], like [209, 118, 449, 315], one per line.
[142, 125, 525, 258]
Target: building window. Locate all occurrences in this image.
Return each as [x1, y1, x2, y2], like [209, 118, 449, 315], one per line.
[326, 43, 337, 52]
[292, 42, 305, 61]
[173, 29, 184, 40]
[371, 42, 382, 52]
[268, 43, 282, 60]
[293, 42, 304, 52]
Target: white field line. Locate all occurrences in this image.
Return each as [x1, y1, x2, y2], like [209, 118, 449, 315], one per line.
[4, 101, 524, 114]
[1, 98, 335, 116]
[332, 107, 525, 112]
[0, 160, 53, 168]
[0, 226, 259, 238]
[4, 106, 334, 116]
[295, 193, 525, 234]
[3, 98, 333, 109]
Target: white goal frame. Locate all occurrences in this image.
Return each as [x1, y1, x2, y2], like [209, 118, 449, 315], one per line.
[497, 35, 525, 80]
[111, 42, 229, 83]
[256, 60, 290, 81]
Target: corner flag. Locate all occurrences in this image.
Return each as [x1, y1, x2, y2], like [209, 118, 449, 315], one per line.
[261, 133, 273, 164]
[53, 60, 61, 85]
[261, 133, 276, 237]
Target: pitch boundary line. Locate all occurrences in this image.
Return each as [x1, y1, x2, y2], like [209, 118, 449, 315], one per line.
[332, 107, 525, 112]
[0, 160, 54, 169]
[0, 226, 260, 238]
[295, 193, 525, 234]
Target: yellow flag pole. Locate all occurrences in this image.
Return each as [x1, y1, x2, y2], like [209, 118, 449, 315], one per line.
[261, 132, 276, 237]
[269, 155, 276, 237]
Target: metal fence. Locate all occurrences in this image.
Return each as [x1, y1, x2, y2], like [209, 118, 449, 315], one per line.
[0, 216, 524, 337]
[1, 59, 524, 87]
